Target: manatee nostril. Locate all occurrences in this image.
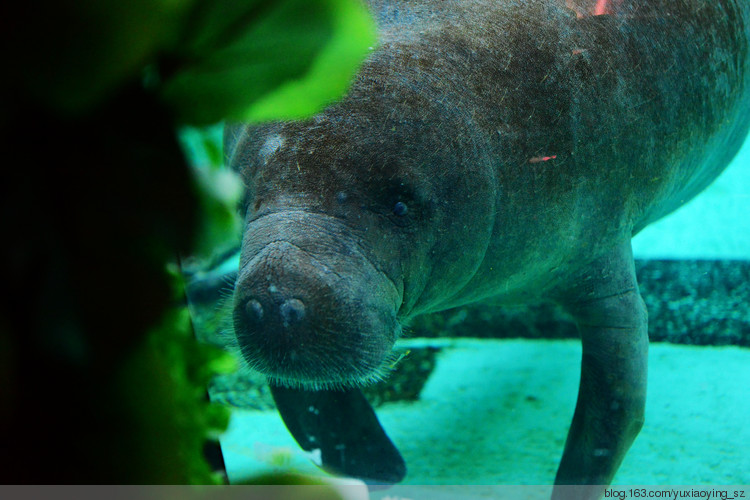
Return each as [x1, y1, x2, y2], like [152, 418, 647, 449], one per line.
[280, 298, 306, 327]
[244, 299, 264, 323]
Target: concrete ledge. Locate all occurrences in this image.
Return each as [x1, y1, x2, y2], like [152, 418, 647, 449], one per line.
[407, 260, 750, 347]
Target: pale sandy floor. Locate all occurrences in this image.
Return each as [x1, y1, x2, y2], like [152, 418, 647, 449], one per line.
[220, 339, 750, 487]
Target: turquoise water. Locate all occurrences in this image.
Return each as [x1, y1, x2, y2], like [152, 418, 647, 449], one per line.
[187, 131, 750, 489]
[631, 133, 750, 260]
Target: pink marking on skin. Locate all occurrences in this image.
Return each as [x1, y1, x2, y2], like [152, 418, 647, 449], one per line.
[595, 0, 623, 16]
[568, 0, 623, 18]
[528, 155, 558, 164]
[594, 0, 609, 15]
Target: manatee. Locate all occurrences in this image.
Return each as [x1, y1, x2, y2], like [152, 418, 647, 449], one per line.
[224, 0, 750, 496]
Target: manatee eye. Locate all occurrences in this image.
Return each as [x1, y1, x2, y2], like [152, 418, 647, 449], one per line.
[392, 201, 408, 216]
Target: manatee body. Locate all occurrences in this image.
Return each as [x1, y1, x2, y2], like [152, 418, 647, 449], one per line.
[226, 0, 750, 496]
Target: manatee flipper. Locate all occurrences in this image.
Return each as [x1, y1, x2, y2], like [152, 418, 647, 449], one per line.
[269, 384, 406, 484]
[552, 241, 648, 500]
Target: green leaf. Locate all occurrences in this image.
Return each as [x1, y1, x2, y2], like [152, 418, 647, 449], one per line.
[161, 0, 376, 125]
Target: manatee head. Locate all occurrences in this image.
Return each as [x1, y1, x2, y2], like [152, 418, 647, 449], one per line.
[226, 67, 495, 390]
[232, 206, 404, 390]
[228, 122, 412, 390]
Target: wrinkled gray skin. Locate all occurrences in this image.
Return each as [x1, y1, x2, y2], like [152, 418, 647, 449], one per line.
[226, 0, 750, 497]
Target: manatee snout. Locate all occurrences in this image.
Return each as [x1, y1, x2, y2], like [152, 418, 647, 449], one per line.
[233, 213, 402, 390]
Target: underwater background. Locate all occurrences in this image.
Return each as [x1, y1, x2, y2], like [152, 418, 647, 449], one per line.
[12, 0, 747, 490]
[184, 128, 750, 489]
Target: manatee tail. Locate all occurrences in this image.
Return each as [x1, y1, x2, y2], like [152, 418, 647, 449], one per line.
[270, 384, 406, 485]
